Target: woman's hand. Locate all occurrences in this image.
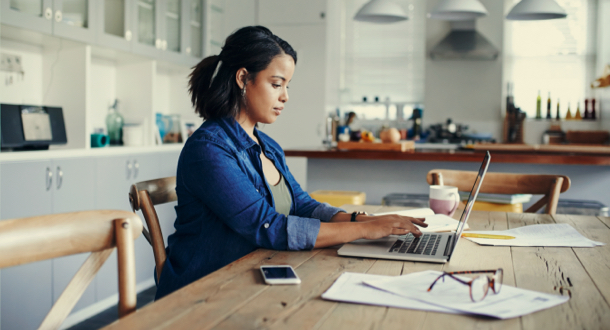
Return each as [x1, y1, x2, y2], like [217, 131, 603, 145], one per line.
[358, 215, 427, 240]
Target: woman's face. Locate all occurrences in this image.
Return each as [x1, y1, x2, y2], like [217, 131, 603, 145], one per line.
[240, 54, 295, 125]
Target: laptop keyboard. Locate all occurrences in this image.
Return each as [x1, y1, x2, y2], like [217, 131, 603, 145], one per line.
[389, 233, 441, 255]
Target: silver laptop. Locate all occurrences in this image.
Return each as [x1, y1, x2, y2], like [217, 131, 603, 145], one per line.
[338, 151, 491, 263]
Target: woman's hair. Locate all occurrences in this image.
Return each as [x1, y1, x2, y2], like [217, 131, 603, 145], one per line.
[188, 26, 297, 119]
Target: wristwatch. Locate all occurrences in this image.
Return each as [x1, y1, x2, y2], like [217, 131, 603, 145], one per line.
[350, 211, 368, 222]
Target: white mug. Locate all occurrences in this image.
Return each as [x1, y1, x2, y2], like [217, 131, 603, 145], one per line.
[429, 185, 460, 217]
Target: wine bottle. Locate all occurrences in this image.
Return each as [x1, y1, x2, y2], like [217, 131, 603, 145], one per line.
[536, 90, 542, 119]
[546, 92, 552, 119]
[555, 99, 561, 120]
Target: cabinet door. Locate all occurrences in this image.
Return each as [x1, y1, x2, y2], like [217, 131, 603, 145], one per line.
[0, 160, 54, 330]
[258, 0, 326, 25]
[52, 0, 96, 43]
[96, 0, 133, 51]
[0, 0, 53, 34]
[132, 0, 163, 57]
[51, 158, 98, 313]
[162, 0, 188, 63]
[184, 0, 204, 65]
[95, 154, 160, 300]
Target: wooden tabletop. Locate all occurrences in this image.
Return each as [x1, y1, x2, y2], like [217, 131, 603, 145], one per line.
[284, 147, 610, 166]
[103, 206, 610, 329]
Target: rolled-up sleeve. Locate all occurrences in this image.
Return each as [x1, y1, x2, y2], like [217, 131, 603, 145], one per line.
[286, 216, 321, 250]
[311, 203, 346, 222]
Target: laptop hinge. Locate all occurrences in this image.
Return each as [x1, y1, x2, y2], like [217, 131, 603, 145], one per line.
[443, 234, 455, 257]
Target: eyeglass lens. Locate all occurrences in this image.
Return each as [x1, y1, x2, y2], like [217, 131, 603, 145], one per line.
[470, 276, 489, 302]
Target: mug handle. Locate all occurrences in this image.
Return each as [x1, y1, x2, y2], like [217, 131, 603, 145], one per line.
[449, 192, 460, 215]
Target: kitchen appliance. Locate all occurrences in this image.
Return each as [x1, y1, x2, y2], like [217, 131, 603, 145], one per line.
[426, 118, 493, 144]
[1, 103, 67, 151]
[430, 20, 499, 60]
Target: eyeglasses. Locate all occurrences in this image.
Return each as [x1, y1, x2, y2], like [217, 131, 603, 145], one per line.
[427, 269, 504, 302]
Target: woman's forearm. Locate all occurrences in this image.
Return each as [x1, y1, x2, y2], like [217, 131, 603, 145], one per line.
[314, 222, 365, 248]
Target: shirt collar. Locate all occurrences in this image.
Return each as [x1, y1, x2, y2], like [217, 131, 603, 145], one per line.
[217, 116, 259, 152]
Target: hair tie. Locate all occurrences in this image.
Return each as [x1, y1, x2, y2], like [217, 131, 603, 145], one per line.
[209, 58, 222, 87]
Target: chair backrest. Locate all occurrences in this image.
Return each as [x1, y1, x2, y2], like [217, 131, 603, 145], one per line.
[129, 176, 177, 281]
[426, 169, 571, 214]
[0, 210, 142, 330]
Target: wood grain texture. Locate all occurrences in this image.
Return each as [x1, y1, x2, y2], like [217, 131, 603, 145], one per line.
[101, 209, 610, 330]
[116, 219, 137, 318]
[507, 213, 610, 330]
[39, 249, 113, 330]
[283, 148, 610, 166]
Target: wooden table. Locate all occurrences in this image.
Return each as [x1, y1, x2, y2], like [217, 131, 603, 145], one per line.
[103, 206, 610, 329]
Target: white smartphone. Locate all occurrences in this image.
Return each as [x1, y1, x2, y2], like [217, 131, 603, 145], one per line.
[260, 265, 301, 285]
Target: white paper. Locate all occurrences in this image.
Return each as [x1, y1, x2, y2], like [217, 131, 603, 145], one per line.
[321, 272, 458, 314]
[375, 209, 470, 232]
[364, 270, 569, 319]
[464, 223, 605, 247]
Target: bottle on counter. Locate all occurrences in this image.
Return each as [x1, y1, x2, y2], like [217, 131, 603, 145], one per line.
[591, 98, 597, 120]
[575, 101, 582, 120]
[565, 102, 573, 120]
[555, 99, 561, 120]
[546, 92, 552, 119]
[106, 99, 124, 145]
[584, 99, 590, 119]
[536, 90, 542, 119]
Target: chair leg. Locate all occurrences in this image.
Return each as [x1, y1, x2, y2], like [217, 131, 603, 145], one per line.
[546, 177, 563, 215]
[115, 218, 137, 318]
[432, 173, 443, 186]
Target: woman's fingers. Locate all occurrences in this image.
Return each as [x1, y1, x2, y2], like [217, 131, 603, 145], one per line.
[405, 216, 428, 227]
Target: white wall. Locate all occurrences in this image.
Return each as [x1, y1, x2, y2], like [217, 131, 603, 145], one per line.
[424, 0, 504, 139]
[0, 39, 44, 106]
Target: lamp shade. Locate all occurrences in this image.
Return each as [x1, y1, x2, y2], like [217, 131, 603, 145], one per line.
[429, 0, 488, 21]
[506, 0, 567, 20]
[354, 0, 408, 23]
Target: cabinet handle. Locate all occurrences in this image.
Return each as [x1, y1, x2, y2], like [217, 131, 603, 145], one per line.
[155, 39, 162, 49]
[55, 10, 62, 23]
[125, 30, 132, 41]
[46, 167, 53, 191]
[186, 47, 191, 54]
[45, 8, 53, 20]
[133, 160, 140, 179]
[162, 40, 167, 50]
[56, 166, 63, 190]
[126, 160, 132, 180]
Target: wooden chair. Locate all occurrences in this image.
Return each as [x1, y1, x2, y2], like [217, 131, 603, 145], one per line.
[0, 210, 142, 330]
[426, 170, 571, 214]
[128, 176, 176, 281]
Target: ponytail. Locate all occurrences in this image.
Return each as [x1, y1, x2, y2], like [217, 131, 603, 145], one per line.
[188, 26, 297, 120]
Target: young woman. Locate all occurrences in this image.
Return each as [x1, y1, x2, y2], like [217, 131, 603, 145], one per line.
[155, 26, 427, 299]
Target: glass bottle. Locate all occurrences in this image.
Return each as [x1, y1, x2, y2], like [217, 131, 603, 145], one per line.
[584, 99, 590, 119]
[565, 102, 573, 120]
[555, 99, 561, 120]
[535, 90, 542, 119]
[591, 98, 597, 120]
[546, 92, 552, 119]
[575, 101, 582, 120]
[106, 99, 124, 145]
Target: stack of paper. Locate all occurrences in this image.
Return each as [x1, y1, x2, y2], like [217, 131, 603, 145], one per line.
[322, 270, 569, 319]
[374, 208, 469, 232]
[463, 223, 605, 247]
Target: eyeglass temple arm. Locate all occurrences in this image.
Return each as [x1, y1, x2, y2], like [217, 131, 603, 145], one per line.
[427, 273, 471, 292]
[447, 269, 500, 275]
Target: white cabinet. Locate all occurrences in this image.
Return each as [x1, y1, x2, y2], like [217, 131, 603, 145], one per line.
[258, 0, 326, 25]
[97, 0, 134, 52]
[0, 158, 97, 329]
[94, 154, 160, 301]
[1, 0, 97, 43]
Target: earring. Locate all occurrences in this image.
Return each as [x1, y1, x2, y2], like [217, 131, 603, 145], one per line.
[241, 86, 246, 97]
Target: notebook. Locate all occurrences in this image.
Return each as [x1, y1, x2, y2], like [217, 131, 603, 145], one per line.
[337, 151, 490, 263]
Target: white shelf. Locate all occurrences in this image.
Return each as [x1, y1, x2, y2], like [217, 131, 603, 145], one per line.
[0, 144, 185, 162]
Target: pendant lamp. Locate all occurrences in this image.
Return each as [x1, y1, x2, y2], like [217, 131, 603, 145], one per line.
[428, 0, 488, 21]
[506, 0, 567, 20]
[354, 0, 408, 23]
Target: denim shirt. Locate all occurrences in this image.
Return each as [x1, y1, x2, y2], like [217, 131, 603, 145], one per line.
[155, 117, 345, 299]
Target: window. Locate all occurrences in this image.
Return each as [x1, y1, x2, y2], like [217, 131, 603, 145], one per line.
[340, 0, 425, 119]
[503, 0, 598, 118]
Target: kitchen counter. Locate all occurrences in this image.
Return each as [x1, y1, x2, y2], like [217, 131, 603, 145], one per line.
[284, 145, 610, 166]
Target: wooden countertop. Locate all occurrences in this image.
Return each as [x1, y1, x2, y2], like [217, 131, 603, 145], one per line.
[284, 145, 610, 166]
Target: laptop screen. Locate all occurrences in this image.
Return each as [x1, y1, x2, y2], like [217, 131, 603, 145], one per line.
[448, 151, 491, 259]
